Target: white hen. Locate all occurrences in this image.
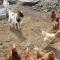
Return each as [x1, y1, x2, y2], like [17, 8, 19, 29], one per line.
[41, 30, 55, 41]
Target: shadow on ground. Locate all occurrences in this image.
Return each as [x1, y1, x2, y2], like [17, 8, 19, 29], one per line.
[10, 28, 26, 42]
[22, 2, 38, 6]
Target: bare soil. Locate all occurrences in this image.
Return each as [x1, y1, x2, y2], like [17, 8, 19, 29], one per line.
[0, 1, 60, 60]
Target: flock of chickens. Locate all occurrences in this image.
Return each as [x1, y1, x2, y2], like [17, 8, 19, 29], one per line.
[1, 0, 60, 60]
[7, 44, 55, 60]
[6, 10, 60, 60]
[41, 10, 60, 41]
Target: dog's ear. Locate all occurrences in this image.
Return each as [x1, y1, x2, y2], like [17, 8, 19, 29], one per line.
[18, 10, 24, 18]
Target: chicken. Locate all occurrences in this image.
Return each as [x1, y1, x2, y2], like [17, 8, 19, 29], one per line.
[53, 17, 60, 30]
[41, 30, 55, 41]
[25, 51, 35, 60]
[41, 30, 60, 41]
[33, 47, 45, 60]
[51, 11, 56, 21]
[37, 51, 45, 59]
[41, 51, 55, 60]
[7, 44, 21, 60]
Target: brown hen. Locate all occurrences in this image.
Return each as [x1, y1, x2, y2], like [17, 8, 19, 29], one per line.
[7, 44, 21, 60]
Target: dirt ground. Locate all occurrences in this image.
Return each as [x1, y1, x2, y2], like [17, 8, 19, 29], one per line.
[0, 1, 60, 60]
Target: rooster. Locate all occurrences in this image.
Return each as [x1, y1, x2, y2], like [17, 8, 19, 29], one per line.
[41, 51, 55, 60]
[7, 44, 21, 60]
